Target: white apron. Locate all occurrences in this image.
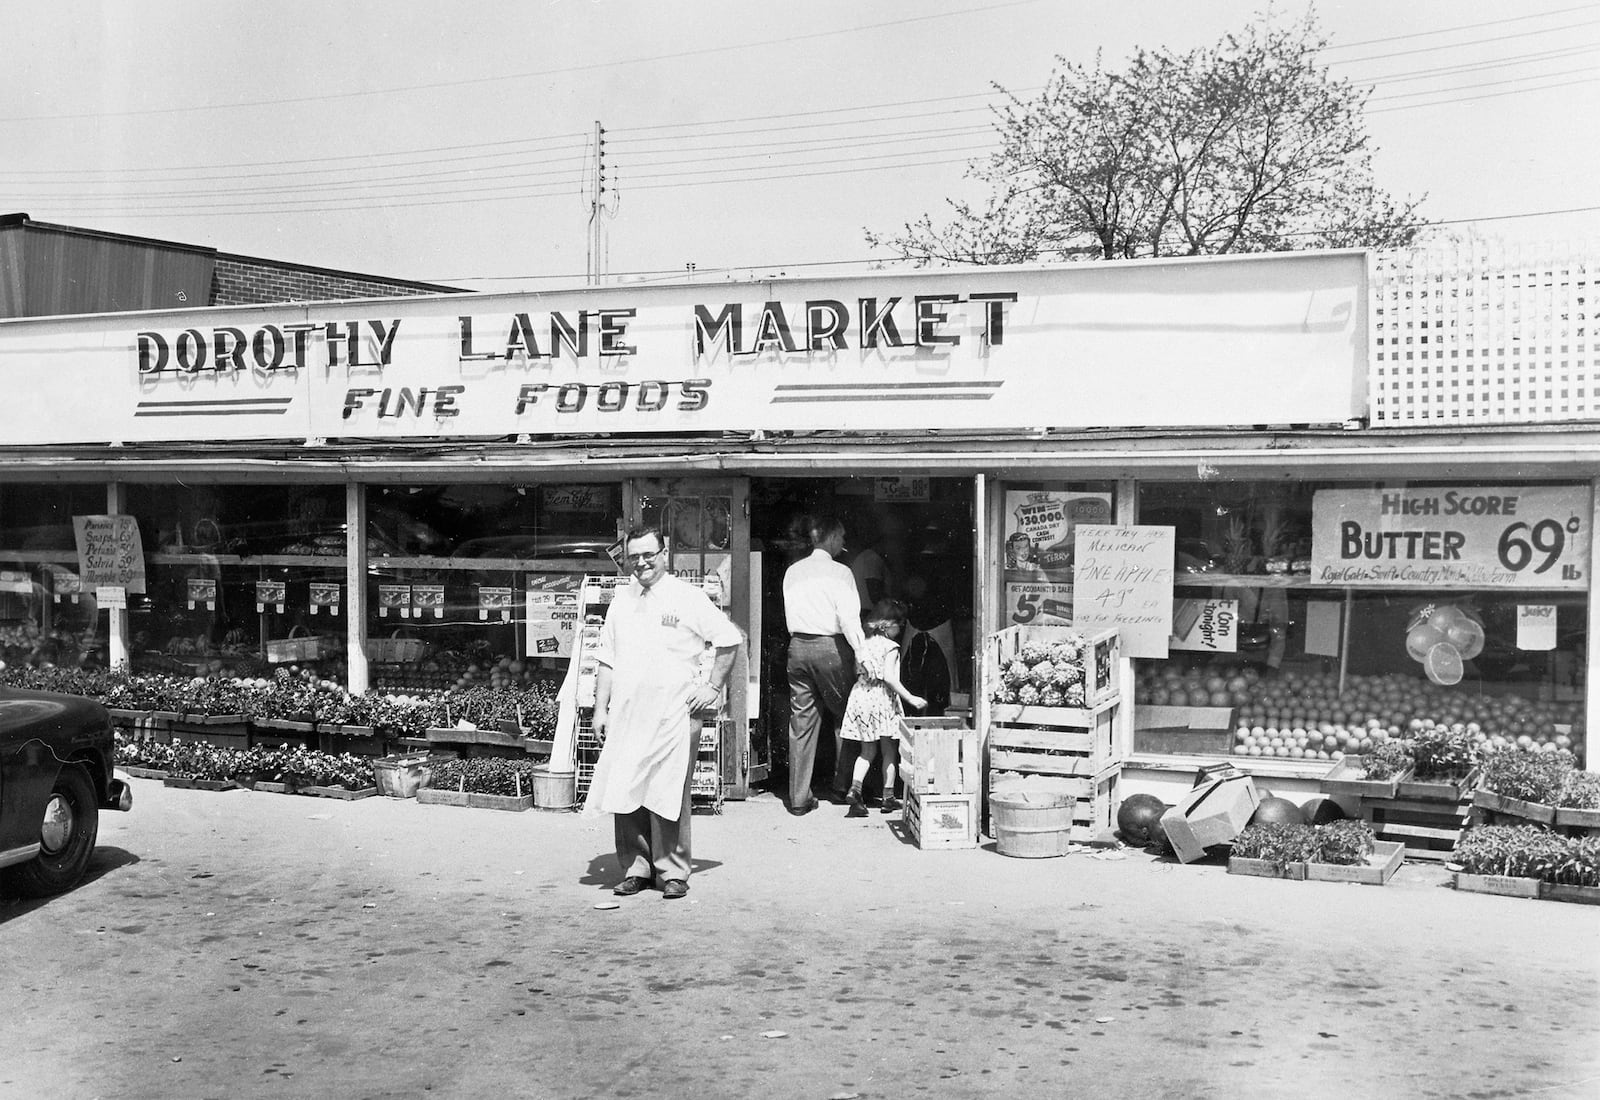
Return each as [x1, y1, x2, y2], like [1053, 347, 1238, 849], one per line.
[582, 574, 735, 819]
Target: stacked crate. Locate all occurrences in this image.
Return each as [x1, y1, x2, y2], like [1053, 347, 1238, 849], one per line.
[899, 716, 980, 849]
[985, 625, 1122, 844]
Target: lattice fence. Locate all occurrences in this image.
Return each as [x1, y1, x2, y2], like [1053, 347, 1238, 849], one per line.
[1371, 242, 1596, 424]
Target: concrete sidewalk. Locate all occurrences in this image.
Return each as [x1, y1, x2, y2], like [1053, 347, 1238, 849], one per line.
[4, 777, 1597, 1099]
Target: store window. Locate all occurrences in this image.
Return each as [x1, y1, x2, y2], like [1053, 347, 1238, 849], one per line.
[362, 483, 620, 693]
[124, 483, 348, 679]
[1133, 480, 1588, 767]
[0, 483, 108, 669]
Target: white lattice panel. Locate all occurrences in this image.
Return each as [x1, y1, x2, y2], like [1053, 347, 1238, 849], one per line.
[1371, 241, 1596, 424]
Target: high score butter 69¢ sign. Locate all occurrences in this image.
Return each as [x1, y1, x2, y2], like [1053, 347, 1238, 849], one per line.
[1310, 486, 1592, 589]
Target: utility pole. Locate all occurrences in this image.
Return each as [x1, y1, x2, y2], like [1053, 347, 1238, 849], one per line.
[587, 120, 607, 285]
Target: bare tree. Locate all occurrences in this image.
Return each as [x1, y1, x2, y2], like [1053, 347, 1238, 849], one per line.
[867, 12, 1429, 264]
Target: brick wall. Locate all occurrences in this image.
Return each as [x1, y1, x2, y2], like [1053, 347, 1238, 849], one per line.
[210, 256, 462, 306]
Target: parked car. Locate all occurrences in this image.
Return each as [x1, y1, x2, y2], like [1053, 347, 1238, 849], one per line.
[0, 684, 132, 897]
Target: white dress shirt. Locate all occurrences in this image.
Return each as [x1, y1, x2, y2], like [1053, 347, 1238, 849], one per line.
[783, 549, 866, 651]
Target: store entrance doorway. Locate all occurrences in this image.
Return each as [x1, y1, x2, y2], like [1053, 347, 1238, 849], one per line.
[749, 477, 976, 799]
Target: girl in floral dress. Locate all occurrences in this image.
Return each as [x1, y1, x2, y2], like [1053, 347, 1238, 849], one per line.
[840, 599, 927, 818]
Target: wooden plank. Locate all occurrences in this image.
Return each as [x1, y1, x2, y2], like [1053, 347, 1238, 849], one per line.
[989, 750, 1095, 777]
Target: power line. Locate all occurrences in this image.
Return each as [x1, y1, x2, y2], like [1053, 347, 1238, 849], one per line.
[0, 1, 1044, 124]
[1318, 4, 1597, 50]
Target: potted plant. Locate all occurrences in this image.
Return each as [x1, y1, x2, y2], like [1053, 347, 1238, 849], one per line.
[1451, 824, 1567, 898]
[1399, 724, 1480, 800]
[1227, 822, 1314, 879]
[1322, 740, 1414, 799]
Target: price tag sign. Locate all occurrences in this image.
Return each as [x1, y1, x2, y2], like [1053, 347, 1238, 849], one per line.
[52, 568, 83, 603]
[378, 584, 411, 618]
[413, 583, 445, 619]
[187, 577, 217, 610]
[255, 579, 286, 613]
[1311, 486, 1592, 589]
[478, 585, 513, 622]
[95, 584, 127, 610]
[309, 582, 341, 616]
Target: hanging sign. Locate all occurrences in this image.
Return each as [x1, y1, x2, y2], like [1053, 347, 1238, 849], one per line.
[309, 582, 342, 615]
[1169, 597, 1238, 653]
[1517, 605, 1558, 651]
[72, 515, 146, 594]
[378, 584, 411, 618]
[413, 583, 445, 619]
[1004, 490, 1113, 581]
[874, 477, 929, 503]
[255, 579, 286, 613]
[95, 584, 127, 610]
[1310, 486, 1592, 589]
[1073, 525, 1175, 659]
[187, 577, 217, 610]
[525, 574, 580, 656]
[1003, 580, 1074, 626]
[478, 585, 513, 622]
[50, 567, 82, 603]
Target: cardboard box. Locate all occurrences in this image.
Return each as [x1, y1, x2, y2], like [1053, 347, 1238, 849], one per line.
[1160, 773, 1260, 863]
[1133, 705, 1235, 756]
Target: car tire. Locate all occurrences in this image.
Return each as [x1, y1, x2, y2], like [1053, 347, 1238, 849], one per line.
[3, 764, 100, 898]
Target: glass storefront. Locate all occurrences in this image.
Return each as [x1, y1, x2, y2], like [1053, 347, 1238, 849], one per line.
[1132, 479, 1588, 767]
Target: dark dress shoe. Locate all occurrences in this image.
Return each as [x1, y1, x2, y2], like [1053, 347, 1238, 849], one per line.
[788, 798, 819, 816]
[661, 879, 689, 900]
[845, 792, 869, 818]
[612, 875, 651, 896]
[880, 794, 902, 814]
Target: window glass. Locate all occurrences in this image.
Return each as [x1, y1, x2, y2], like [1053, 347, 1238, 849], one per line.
[0, 483, 108, 669]
[1133, 480, 1588, 766]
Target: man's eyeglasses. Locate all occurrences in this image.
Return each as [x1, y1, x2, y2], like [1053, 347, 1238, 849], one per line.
[626, 549, 665, 564]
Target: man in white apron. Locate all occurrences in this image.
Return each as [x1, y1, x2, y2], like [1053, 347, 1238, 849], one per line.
[584, 524, 741, 899]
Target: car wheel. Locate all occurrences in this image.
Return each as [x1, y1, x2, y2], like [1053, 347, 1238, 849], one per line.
[3, 764, 100, 898]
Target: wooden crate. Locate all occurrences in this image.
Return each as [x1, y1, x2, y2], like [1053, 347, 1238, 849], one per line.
[905, 788, 980, 850]
[1228, 856, 1308, 880]
[987, 762, 1121, 845]
[1471, 789, 1557, 826]
[1304, 841, 1405, 886]
[169, 716, 251, 750]
[986, 625, 1120, 710]
[902, 723, 979, 797]
[1361, 790, 1473, 862]
[1321, 757, 1413, 801]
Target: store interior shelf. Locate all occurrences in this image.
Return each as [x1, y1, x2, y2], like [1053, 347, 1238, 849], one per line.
[145, 552, 598, 572]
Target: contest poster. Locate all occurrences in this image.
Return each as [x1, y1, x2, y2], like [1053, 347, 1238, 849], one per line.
[1310, 485, 1592, 589]
[1000, 490, 1113, 626]
[525, 574, 581, 657]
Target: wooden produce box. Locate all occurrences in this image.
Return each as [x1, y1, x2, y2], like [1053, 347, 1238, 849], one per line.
[1451, 872, 1542, 899]
[1227, 855, 1308, 880]
[905, 788, 980, 850]
[1304, 841, 1405, 886]
[987, 759, 1122, 845]
[1472, 789, 1557, 826]
[986, 625, 1120, 710]
[1322, 756, 1414, 801]
[1554, 805, 1600, 836]
[902, 722, 979, 796]
[169, 715, 252, 750]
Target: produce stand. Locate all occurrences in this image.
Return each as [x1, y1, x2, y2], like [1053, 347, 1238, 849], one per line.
[985, 625, 1123, 845]
[1361, 774, 1477, 862]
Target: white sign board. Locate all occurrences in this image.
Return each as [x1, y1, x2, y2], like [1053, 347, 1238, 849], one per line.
[0, 254, 1366, 445]
[1311, 485, 1591, 589]
[1072, 525, 1175, 659]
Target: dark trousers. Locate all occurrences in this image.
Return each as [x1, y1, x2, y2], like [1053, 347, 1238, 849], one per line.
[613, 754, 696, 882]
[786, 634, 855, 809]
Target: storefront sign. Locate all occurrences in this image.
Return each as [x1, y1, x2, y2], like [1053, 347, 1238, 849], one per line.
[0, 254, 1367, 445]
[525, 575, 580, 656]
[0, 570, 31, 595]
[72, 515, 146, 594]
[1004, 580, 1074, 626]
[1170, 598, 1237, 653]
[1073, 525, 1175, 659]
[187, 578, 217, 610]
[540, 485, 611, 512]
[1310, 486, 1592, 589]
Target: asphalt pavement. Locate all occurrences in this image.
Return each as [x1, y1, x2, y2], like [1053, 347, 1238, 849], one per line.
[3, 776, 1598, 1100]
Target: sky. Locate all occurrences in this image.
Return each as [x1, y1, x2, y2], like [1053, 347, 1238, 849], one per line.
[5, 0, 1599, 292]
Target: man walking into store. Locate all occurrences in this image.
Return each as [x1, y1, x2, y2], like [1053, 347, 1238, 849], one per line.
[783, 514, 866, 815]
[585, 524, 742, 899]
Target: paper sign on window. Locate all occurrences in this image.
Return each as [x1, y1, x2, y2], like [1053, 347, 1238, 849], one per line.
[187, 578, 217, 611]
[379, 584, 411, 619]
[256, 579, 286, 613]
[1517, 605, 1557, 651]
[309, 582, 341, 616]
